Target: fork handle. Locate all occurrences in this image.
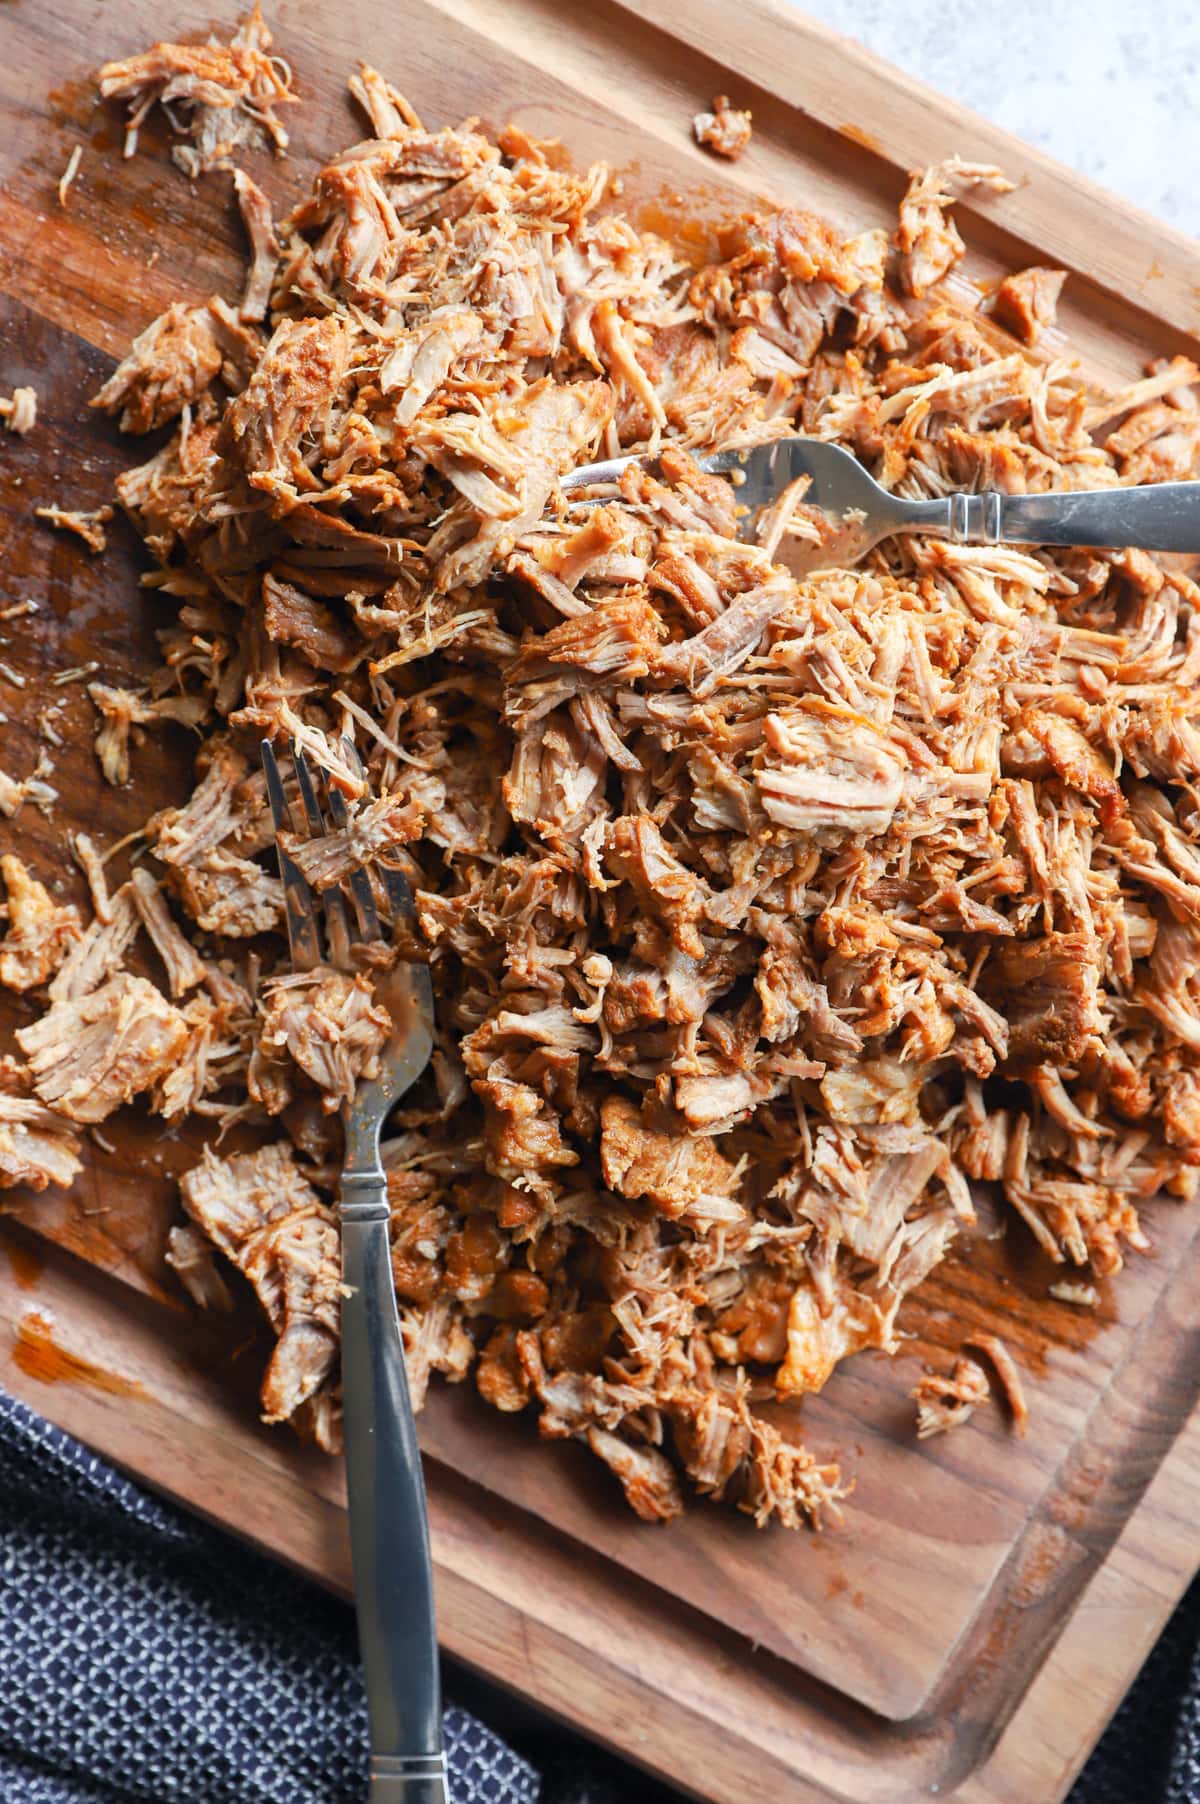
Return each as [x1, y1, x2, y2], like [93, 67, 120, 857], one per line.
[369, 1756, 450, 1801]
[902, 480, 1200, 553]
[341, 1169, 446, 1803]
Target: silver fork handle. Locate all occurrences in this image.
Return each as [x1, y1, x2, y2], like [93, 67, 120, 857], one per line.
[369, 1755, 450, 1802]
[341, 1168, 446, 1804]
[901, 481, 1200, 552]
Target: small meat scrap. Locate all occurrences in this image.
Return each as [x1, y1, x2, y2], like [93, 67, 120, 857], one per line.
[58, 144, 83, 208]
[693, 94, 753, 161]
[0, 761, 56, 820]
[586, 1426, 684, 1523]
[179, 1140, 340, 1425]
[398, 1296, 474, 1413]
[912, 1357, 991, 1438]
[16, 973, 190, 1123]
[96, 4, 296, 175]
[165, 1221, 234, 1310]
[0, 1060, 82, 1191]
[35, 504, 114, 553]
[0, 386, 36, 435]
[0, 855, 82, 991]
[1049, 1279, 1099, 1307]
[154, 992, 244, 1122]
[173, 849, 285, 937]
[966, 1334, 1029, 1436]
[70, 832, 113, 924]
[991, 266, 1067, 344]
[897, 156, 1015, 295]
[87, 681, 208, 786]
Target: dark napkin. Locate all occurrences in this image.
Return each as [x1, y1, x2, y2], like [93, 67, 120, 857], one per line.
[0, 1386, 537, 1804]
[1067, 1568, 1200, 1804]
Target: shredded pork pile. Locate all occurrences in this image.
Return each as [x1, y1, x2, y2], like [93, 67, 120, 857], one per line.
[5, 36, 1200, 1530]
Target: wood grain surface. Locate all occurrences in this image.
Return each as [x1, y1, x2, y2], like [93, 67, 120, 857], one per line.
[2, 2, 1199, 1798]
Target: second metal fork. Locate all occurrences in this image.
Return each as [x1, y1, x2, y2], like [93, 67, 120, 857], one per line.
[561, 434, 1200, 575]
[262, 736, 444, 1804]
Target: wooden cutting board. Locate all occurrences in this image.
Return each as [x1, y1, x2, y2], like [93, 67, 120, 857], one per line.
[3, 1, 1200, 1797]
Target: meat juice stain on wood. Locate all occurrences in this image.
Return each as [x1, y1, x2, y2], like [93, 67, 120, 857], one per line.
[12, 1308, 145, 1395]
[838, 123, 884, 156]
[5, 1238, 43, 1289]
[46, 75, 101, 129]
[632, 190, 748, 268]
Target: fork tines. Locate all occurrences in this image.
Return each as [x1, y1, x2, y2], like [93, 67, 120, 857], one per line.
[262, 736, 387, 974]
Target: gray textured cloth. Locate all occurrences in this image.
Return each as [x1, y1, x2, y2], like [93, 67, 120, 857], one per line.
[0, 1388, 537, 1804]
[1068, 1572, 1200, 1804]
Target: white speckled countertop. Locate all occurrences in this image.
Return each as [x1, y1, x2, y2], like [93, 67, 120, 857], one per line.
[796, 0, 1200, 234]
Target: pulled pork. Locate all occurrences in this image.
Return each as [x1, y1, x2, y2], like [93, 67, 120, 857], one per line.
[35, 504, 114, 553]
[96, 4, 295, 175]
[0, 386, 37, 435]
[912, 1357, 991, 1438]
[693, 95, 753, 161]
[0, 856, 81, 991]
[12, 44, 1200, 1529]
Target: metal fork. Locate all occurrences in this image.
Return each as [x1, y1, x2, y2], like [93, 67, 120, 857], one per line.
[562, 435, 1200, 575]
[261, 736, 444, 1804]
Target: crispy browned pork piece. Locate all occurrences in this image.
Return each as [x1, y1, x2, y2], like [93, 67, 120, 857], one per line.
[35, 48, 1200, 1524]
[96, 4, 296, 175]
[693, 95, 753, 161]
[990, 266, 1067, 344]
[0, 856, 81, 991]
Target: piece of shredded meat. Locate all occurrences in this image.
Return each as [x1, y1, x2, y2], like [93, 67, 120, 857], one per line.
[16, 974, 190, 1123]
[0, 1058, 82, 1191]
[912, 1357, 991, 1438]
[0, 387, 37, 434]
[233, 167, 280, 322]
[96, 4, 296, 175]
[180, 1141, 341, 1423]
[35, 504, 114, 553]
[15, 43, 1200, 1525]
[966, 1333, 1029, 1436]
[990, 267, 1067, 344]
[693, 95, 752, 161]
[165, 1222, 234, 1310]
[250, 967, 391, 1112]
[0, 856, 82, 991]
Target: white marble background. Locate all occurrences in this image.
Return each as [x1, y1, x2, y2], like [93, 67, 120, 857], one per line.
[796, 0, 1200, 235]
